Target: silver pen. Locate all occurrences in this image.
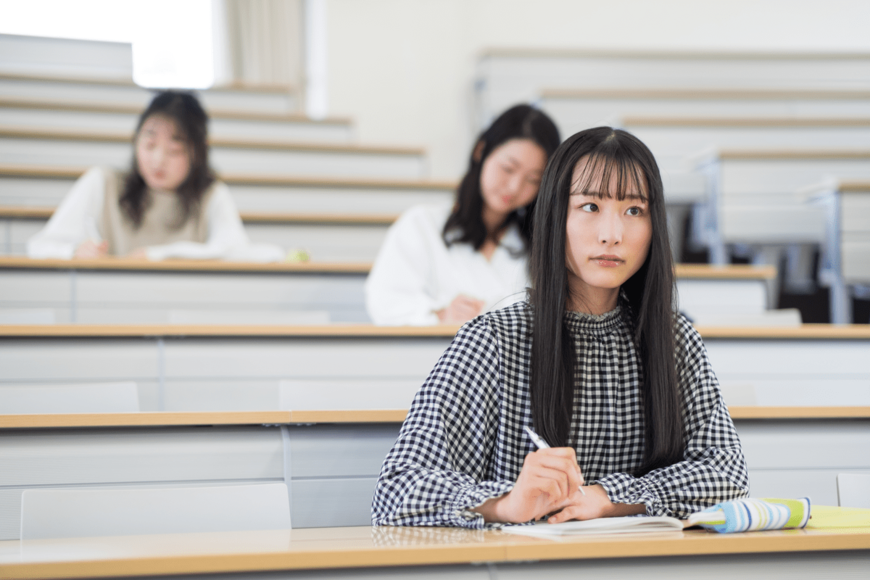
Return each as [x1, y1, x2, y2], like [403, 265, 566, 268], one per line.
[523, 426, 586, 495]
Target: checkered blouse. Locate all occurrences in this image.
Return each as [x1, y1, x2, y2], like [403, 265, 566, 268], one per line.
[372, 300, 750, 528]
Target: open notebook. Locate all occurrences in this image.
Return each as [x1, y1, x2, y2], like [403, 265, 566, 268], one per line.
[501, 497, 812, 537]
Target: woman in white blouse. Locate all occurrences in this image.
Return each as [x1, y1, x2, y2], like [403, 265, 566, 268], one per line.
[28, 91, 279, 262]
[365, 105, 561, 325]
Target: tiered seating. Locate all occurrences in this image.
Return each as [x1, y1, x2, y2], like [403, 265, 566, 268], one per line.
[0, 72, 299, 113]
[806, 180, 870, 323]
[4, 324, 867, 412]
[0, 257, 370, 323]
[2, 524, 868, 578]
[476, 49, 870, 121]
[2, 37, 868, 557]
[1, 324, 868, 538]
[0, 33, 134, 81]
[0, 165, 703, 262]
[0, 165, 455, 260]
[0, 98, 354, 143]
[0, 205, 396, 262]
[539, 88, 870, 132]
[478, 49, 870, 322]
[707, 149, 870, 262]
[0, 127, 427, 179]
[0, 258, 781, 325]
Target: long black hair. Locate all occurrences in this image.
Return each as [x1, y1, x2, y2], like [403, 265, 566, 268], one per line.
[119, 91, 215, 228]
[443, 104, 560, 250]
[528, 127, 681, 476]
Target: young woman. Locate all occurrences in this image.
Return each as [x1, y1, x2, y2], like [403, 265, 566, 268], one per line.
[364, 105, 560, 325]
[27, 91, 275, 261]
[372, 127, 749, 528]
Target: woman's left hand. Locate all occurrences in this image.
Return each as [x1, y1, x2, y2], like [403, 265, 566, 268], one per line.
[545, 484, 646, 523]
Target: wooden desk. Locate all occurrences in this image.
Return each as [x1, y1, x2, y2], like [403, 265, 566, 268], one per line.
[0, 71, 300, 115]
[0, 258, 779, 325]
[697, 148, 870, 265]
[480, 48, 870, 128]
[0, 519, 867, 580]
[540, 89, 870, 162]
[0, 324, 867, 413]
[0, 256, 772, 277]
[0, 127, 427, 180]
[0, 164, 456, 218]
[0, 207, 397, 261]
[0, 257, 373, 323]
[0, 324, 865, 535]
[836, 181, 870, 287]
[0, 165, 454, 259]
[0, 205, 399, 225]
[0, 97, 354, 145]
[3, 407, 868, 430]
[1, 406, 866, 533]
[713, 148, 870, 197]
[623, 118, 870, 170]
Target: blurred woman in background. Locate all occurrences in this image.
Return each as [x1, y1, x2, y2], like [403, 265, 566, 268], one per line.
[365, 104, 561, 325]
[28, 91, 278, 261]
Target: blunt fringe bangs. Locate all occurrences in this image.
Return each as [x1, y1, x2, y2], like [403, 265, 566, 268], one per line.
[528, 127, 683, 476]
[443, 104, 560, 251]
[119, 91, 215, 228]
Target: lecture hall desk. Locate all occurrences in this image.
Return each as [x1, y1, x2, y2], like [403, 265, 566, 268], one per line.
[0, 521, 868, 580]
[0, 257, 775, 325]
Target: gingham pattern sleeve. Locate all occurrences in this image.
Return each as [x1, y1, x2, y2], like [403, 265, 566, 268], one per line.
[371, 316, 514, 528]
[595, 314, 750, 518]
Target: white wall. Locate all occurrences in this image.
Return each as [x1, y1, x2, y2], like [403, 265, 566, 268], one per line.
[325, 0, 870, 179]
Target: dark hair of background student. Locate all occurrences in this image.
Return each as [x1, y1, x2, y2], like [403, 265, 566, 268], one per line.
[442, 104, 561, 251]
[528, 127, 682, 476]
[119, 91, 215, 228]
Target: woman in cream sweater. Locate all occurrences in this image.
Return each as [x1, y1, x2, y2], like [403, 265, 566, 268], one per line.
[28, 91, 278, 262]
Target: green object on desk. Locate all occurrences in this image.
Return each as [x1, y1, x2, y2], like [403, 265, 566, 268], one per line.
[806, 505, 870, 530]
[286, 249, 310, 262]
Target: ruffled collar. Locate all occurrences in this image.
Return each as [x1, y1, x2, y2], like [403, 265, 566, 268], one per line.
[563, 304, 626, 338]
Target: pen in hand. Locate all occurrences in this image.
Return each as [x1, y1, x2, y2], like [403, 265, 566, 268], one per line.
[524, 426, 586, 496]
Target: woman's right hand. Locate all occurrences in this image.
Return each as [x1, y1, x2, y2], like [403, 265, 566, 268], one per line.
[436, 294, 486, 324]
[74, 240, 109, 259]
[473, 447, 585, 523]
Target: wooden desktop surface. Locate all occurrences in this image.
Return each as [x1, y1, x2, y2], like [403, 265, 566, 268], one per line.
[1, 407, 867, 430]
[1, 323, 869, 339]
[0, 206, 399, 225]
[0, 256, 776, 279]
[839, 181, 870, 192]
[0, 522, 868, 580]
[0, 72, 296, 94]
[539, 87, 870, 100]
[624, 116, 870, 127]
[719, 149, 870, 160]
[0, 126, 426, 157]
[0, 255, 372, 274]
[0, 97, 352, 125]
[0, 163, 458, 190]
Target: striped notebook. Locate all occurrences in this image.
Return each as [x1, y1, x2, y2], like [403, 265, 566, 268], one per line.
[502, 497, 811, 537]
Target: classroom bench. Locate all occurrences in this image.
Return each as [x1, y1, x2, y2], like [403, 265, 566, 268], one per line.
[0, 407, 868, 538]
[0, 97, 354, 144]
[0, 165, 457, 217]
[0, 127, 427, 180]
[0, 514, 868, 579]
[0, 258, 777, 325]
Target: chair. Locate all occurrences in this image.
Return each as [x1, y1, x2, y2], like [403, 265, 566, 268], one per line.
[20, 483, 291, 540]
[0, 382, 139, 414]
[836, 473, 870, 509]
